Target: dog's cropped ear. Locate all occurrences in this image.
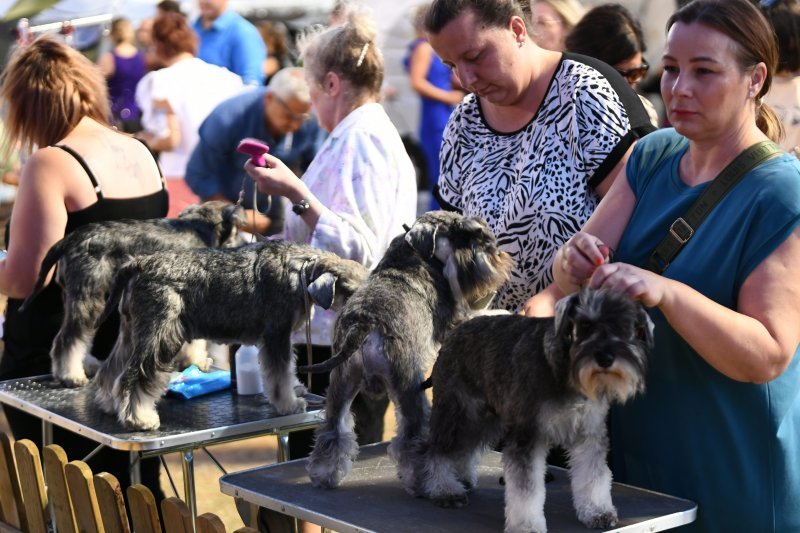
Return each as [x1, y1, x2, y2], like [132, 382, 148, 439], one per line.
[636, 306, 655, 350]
[225, 203, 247, 228]
[307, 272, 336, 310]
[404, 220, 438, 259]
[553, 292, 580, 341]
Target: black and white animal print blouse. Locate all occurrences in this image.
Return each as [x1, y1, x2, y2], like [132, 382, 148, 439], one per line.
[436, 53, 655, 311]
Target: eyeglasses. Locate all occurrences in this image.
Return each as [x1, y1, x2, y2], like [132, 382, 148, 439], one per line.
[274, 95, 311, 122]
[616, 61, 649, 84]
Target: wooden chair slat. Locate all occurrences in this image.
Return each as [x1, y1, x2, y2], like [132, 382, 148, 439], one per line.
[42, 444, 77, 533]
[161, 497, 193, 533]
[13, 439, 48, 533]
[196, 512, 226, 533]
[64, 461, 103, 533]
[127, 484, 163, 533]
[94, 472, 131, 533]
[0, 433, 22, 530]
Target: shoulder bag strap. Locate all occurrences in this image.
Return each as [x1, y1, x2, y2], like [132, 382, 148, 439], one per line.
[647, 140, 782, 273]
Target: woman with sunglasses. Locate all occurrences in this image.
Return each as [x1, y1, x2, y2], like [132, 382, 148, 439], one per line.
[565, 3, 660, 127]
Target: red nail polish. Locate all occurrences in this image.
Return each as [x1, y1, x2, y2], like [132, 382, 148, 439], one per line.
[595, 257, 603, 266]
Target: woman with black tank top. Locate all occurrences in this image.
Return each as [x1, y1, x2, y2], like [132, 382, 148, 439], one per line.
[0, 36, 168, 501]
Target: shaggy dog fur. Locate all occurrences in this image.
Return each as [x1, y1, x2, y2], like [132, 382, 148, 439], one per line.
[93, 240, 368, 430]
[20, 201, 245, 387]
[417, 289, 653, 533]
[299, 211, 514, 494]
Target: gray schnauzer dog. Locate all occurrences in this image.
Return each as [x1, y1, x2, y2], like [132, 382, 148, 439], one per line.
[417, 288, 653, 533]
[20, 201, 245, 387]
[93, 240, 368, 430]
[299, 211, 514, 493]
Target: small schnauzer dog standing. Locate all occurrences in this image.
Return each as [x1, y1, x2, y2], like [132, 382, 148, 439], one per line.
[417, 288, 653, 533]
[20, 201, 244, 387]
[300, 211, 513, 493]
[93, 240, 368, 430]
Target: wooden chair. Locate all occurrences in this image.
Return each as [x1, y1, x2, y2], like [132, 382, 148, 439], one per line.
[0, 432, 24, 532]
[0, 433, 254, 533]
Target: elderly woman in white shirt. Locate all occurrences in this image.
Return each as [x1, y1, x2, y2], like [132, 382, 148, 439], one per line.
[244, 6, 417, 459]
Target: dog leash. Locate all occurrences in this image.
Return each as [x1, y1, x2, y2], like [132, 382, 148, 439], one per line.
[647, 140, 782, 273]
[235, 176, 271, 243]
[299, 259, 317, 391]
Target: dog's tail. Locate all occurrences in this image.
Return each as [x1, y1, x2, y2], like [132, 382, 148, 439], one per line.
[18, 237, 71, 312]
[420, 376, 432, 391]
[297, 321, 372, 374]
[95, 262, 138, 328]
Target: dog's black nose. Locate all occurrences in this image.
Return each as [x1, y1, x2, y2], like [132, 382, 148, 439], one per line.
[595, 353, 614, 368]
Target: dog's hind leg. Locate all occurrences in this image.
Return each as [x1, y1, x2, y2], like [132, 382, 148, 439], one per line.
[307, 359, 363, 489]
[261, 325, 307, 415]
[565, 407, 617, 529]
[421, 388, 488, 504]
[502, 436, 548, 533]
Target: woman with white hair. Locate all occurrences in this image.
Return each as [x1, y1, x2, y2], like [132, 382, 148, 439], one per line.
[244, 6, 418, 458]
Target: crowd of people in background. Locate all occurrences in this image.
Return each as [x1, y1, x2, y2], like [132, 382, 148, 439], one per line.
[0, 0, 799, 532]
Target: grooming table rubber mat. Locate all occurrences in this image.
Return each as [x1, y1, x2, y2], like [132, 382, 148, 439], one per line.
[220, 442, 697, 533]
[0, 375, 323, 452]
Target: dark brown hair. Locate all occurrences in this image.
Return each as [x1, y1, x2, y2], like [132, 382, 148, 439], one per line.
[566, 3, 646, 67]
[152, 11, 198, 59]
[424, 0, 525, 34]
[760, 0, 800, 73]
[0, 35, 110, 154]
[668, 0, 782, 142]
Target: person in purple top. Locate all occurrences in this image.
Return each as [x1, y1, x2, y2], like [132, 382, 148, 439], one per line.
[98, 18, 146, 133]
[192, 0, 267, 85]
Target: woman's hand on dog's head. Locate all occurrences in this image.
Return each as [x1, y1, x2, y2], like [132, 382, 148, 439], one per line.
[560, 232, 612, 288]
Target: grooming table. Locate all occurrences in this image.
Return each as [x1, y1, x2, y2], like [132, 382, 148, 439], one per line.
[0, 375, 323, 519]
[220, 442, 697, 533]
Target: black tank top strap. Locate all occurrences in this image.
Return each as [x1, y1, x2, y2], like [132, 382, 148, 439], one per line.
[54, 144, 104, 200]
[134, 137, 167, 190]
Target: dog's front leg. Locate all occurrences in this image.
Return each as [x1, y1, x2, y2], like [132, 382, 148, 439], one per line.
[565, 414, 617, 529]
[502, 436, 548, 533]
[261, 327, 306, 415]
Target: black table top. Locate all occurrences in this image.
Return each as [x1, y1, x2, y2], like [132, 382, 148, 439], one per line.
[0, 375, 323, 452]
[220, 442, 697, 533]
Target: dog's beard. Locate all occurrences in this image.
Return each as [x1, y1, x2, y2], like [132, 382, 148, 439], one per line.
[443, 248, 513, 309]
[575, 357, 644, 403]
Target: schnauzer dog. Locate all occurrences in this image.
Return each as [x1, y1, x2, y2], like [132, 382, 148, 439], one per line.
[93, 240, 368, 430]
[299, 211, 514, 493]
[20, 201, 245, 387]
[416, 288, 653, 533]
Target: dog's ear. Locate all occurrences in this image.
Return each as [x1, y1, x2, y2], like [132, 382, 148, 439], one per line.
[307, 272, 336, 310]
[553, 292, 580, 341]
[636, 305, 655, 350]
[225, 203, 247, 229]
[404, 220, 438, 258]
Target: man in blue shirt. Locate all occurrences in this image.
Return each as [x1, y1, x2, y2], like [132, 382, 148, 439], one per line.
[193, 0, 267, 85]
[185, 67, 324, 235]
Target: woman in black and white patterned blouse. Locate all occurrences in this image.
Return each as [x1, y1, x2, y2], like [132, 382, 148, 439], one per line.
[424, 0, 656, 314]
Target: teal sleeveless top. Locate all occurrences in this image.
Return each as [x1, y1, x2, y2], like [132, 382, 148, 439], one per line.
[611, 128, 800, 532]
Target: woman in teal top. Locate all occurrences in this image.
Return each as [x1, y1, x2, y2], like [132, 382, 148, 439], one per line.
[547, 1, 800, 531]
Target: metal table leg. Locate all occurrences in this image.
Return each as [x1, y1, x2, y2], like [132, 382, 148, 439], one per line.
[181, 449, 197, 531]
[276, 433, 290, 463]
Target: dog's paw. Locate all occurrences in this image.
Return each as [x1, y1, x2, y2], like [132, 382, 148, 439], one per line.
[125, 409, 161, 431]
[58, 371, 90, 388]
[272, 396, 307, 415]
[431, 493, 469, 508]
[581, 509, 618, 530]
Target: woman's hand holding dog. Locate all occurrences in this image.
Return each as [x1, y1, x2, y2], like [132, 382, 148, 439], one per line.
[557, 231, 667, 308]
